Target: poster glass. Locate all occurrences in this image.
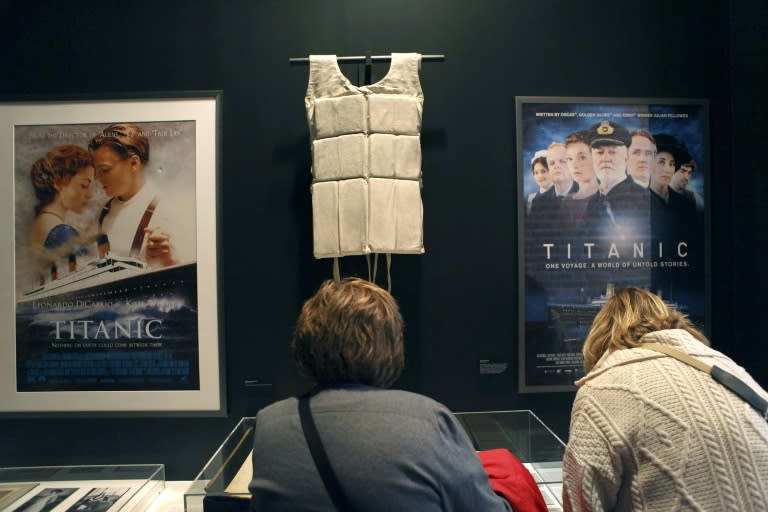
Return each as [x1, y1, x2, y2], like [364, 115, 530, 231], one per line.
[517, 97, 708, 392]
[0, 93, 223, 414]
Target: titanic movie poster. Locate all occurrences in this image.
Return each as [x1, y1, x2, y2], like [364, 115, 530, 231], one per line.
[517, 97, 708, 392]
[13, 121, 199, 393]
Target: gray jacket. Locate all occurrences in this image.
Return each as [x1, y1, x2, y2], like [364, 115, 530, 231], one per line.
[249, 385, 511, 511]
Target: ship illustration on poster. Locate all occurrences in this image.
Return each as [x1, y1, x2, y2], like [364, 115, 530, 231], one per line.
[545, 282, 683, 353]
[16, 234, 199, 392]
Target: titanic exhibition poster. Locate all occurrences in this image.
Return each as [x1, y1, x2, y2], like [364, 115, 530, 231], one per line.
[13, 120, 199, 393]
[517, 97, 708, 392]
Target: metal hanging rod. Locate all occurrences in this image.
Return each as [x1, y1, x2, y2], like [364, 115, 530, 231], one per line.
[289, 54, 445, 64]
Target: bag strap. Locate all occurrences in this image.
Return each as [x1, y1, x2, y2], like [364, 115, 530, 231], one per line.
[298, 393, 355, 511]
[642, 343, 768, 421]
[641, 343, 711, 373]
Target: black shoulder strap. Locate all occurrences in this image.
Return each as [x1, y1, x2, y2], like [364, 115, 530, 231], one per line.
[298, 393, 355, 511]
[642, 343, 768, 421]
[711, 366, 768, 421]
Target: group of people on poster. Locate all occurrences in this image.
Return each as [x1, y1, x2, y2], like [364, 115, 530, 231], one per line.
[22, 123, 192, 293]
[525, 119, 704, 304]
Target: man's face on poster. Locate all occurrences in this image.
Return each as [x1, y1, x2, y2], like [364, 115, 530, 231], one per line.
[627, 135, 656, 186]
[591, 143, 628, 185]
[670, 164, 694, 192]
[91, 146, 138, 200]
[547, 144, 571, 185]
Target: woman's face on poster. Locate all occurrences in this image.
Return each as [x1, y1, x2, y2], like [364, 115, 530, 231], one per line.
[58, 165, 94, 214]
[532, 162, 551, 188]
[566, 142, 594, 183]
[653, 151, 676, 186]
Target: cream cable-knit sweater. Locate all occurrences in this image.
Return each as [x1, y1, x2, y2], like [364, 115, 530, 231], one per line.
[563, 329, 768, 511]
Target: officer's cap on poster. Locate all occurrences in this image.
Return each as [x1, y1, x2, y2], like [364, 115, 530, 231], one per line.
[586, 120, 632, 147]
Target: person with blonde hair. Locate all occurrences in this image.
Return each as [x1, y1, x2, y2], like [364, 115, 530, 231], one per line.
[249, 278, 520, 511]
[563, 287, 768, 511]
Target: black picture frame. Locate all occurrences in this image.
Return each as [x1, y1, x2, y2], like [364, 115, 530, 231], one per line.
[516, 96, 710, 392]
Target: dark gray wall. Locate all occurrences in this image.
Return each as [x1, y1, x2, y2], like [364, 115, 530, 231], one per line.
[727, 0, 768, 390]
[0, 0, 765, 480]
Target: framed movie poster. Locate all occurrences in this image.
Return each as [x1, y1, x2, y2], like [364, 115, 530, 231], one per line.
[517, 97, 709, 392]
[0, 92, 225, 415]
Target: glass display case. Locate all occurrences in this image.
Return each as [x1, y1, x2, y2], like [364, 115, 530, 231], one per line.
[187, 411, 566, 512]
[0, 464, 164, 512]
[184, 418, 254, 512]
[454, 410, 566, 511]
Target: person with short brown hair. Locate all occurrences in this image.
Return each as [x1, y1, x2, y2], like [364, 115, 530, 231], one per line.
[249, 278, 515, 511]
[563, 288, 768, 511]
[292, 277, 405, 388]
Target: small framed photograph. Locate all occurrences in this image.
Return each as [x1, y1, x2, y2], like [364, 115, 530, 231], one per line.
[11, 488, 78, 512]
[0, 484, 39, 512]
[63, 487, 129, 512]
[0, 92, 225, 415]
